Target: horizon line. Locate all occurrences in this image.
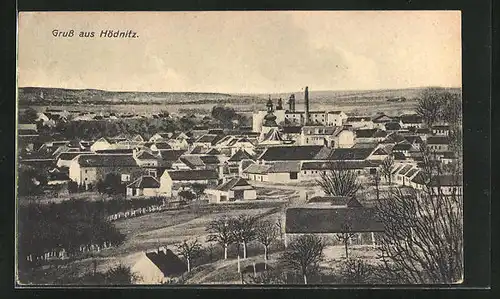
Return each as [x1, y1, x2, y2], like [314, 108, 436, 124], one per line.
[18, 85, 462, 95]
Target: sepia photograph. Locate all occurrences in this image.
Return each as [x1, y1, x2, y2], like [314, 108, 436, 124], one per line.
[16, 11, 463, 286]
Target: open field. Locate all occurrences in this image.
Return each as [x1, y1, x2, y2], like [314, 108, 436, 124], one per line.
[17, 86, 463, 117]
[20, 100, 418, 117]
[20, 201, 286, 284]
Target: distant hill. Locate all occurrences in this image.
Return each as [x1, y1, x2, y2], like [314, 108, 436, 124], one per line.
[18, 86, 461, 106]
[18, 87, 248, 105]
[244, 87, 462, 102]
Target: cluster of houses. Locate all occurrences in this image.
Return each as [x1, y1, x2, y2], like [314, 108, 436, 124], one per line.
[18, 87, 461, 204]
[33, 108, 175, 125]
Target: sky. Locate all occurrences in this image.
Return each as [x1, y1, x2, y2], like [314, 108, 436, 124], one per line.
[18, 11, 462, 93]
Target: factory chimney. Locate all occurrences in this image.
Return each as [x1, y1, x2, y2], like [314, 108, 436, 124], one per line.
[304, 86, 310, 125]
[288, 94, 295, 112]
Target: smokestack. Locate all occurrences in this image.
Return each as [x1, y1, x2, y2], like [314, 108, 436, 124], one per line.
[304, 86, 310, 125]
[288, 94, 295, 112]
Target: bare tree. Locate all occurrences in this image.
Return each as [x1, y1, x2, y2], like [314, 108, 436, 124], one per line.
[341, 258, 373, 284]
[375, 147, 463, 283]
[316, 161, 361, 197]
[230, 215, 258, 259]
[440, 93, 462, 126]
[337, 215, 356, 260]
[255, 220, 278, 264]
[275, 218, 284, 245]
[206, 217, 234, 260]
[416, 88, 447, 128]
[380, 156, 394, 185]
[370, 171, 382, 201]
[176, 239, 202, 272]
[280, 234, 325, 285]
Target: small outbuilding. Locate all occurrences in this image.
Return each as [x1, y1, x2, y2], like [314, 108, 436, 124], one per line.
[206, 177, 257, 203]
[126, 175, 161, 197]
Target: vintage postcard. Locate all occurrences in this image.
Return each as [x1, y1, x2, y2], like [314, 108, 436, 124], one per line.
[16, 11, 463, 286]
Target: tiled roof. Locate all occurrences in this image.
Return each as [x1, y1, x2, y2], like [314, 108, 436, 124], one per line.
[385, 122, 402, 131]
[427, 136, 450, 145]
[57, 152, 86, 161]
[391, 164, 404, 174]
[400, 114, 423, 124]
[285, 207, 384, 233]
[372, 147, 389, 155]
[136, 151, 158, 160]
[95, 149, 134, 154]
[404, 136, 423, 144]
[206, 148, 221, 155]
[347, 116, 372, 122]
[127, 176, 160, 188]
[404, 168, 419, 178]
[165, 169, 219, 181]
[216, 177, 253, 191]
[373, 130, 388, 138]
[200, 155, 220, 165]
[159, 150, 186, 161]
[307, 196, 362, 207]
[195, 134, 225, 145]
[145, 249, 187, 277]
[228, 149, 254, 162]
[372, 114, 392, 122]
[267, 161, 301, 173]
[258, 145, 326, 161]
[189, 145, 208, 154]
[76, 154, 138, 167]
[243, 164, 271, 174]
[393, 143, 412, 151]
[392, 152, 406, 160]
[327, 147, 375, 160]
[301, 126, 343, 136]
[282, 126, 302, 134]
[180, 156, 205, 168]
[152, 142, 172, 150]
[386, 132, 406, 143]
[261, 128, 284, 142]
[301, 160, 376, 170]
[355, 129, 378, 138]
[397, 165, 414, 175]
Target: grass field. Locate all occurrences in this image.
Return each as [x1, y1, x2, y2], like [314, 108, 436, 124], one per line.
[22, 100, 418, 117]
[20, 200, 286, 284]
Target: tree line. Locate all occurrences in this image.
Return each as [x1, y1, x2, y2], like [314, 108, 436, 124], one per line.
[18, 199, 127, 271]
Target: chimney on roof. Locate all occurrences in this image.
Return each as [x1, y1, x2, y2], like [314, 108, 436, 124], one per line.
[304, 86, 310, 125]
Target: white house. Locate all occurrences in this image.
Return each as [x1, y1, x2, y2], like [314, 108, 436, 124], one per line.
[126, 175, 161, 197]
[56, 152, 87, 168]
[300, 126, 354, 148]
[159, 169, 219, 197]
[134, 150, 159, 167]
[326, 111, 348, 127]
[90, 137, 113, 152]
[345, 116, 374, 129]
[68, 153, 141, 188]
[131, 247, 187, 284]
[400, 114, 424, 129]
[205, 177, 257, 203]
[432, 125, 451, 137]
[149, 133, 172, 143]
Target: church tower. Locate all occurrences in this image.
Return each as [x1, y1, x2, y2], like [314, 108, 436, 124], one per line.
[260, 96, 278, 138]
